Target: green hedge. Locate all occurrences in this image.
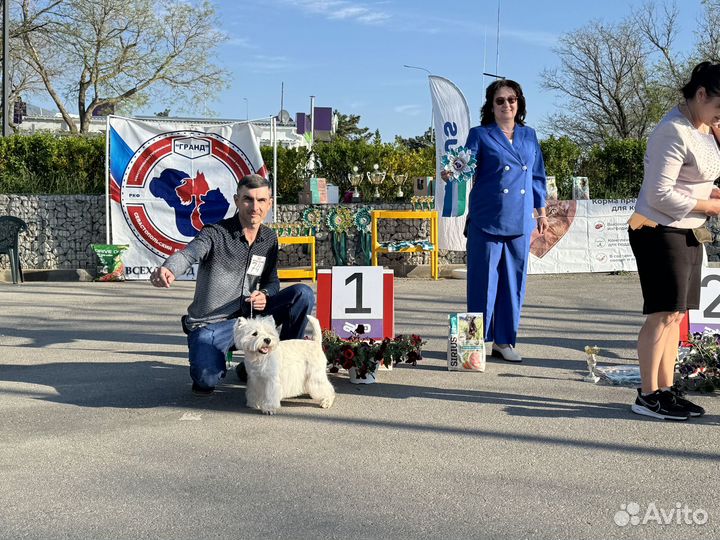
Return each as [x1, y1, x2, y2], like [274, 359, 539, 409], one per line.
[0, 132, 646, 201]
[0, 133, 105, 195]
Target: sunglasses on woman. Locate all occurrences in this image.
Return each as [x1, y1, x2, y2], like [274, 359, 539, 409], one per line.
[494, 96, 517, 105]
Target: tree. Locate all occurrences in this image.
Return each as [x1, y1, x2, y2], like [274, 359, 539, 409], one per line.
[695, 0, 720, 64]
[16, 0, 229, 132]
[395, 127, 433, 151]
[541, 19, 669, 145]
[333, 110, 371, 141]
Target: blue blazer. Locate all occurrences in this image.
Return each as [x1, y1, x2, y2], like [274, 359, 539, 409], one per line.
[465, 124, 547, 236]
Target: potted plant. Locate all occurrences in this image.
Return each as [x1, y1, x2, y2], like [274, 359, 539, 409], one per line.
[323, 330, 425, 384]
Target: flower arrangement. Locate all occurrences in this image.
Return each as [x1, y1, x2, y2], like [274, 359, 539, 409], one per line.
[441, 146, 477, 183]
[323, 330, 425, 380]
[301, 207, 324, 235]
[675, 330, 720, 393]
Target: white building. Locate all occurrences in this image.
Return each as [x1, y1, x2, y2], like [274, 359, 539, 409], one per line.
[17, 111, 312, 149]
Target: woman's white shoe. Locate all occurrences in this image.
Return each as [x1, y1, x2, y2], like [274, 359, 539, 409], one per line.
[491, 343, 522, 362]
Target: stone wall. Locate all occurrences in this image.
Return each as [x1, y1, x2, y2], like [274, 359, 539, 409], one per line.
[0, 194, 106, 270]
[0, 195, 464, 272]
[7, 194, 720, 273]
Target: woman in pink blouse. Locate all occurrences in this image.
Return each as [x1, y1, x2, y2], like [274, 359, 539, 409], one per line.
[629, 62, 720, 420]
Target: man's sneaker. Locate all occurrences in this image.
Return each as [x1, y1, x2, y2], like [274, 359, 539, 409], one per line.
[631, 389, 689, 421]
[191, 382, 215, 396]
[665, 389, 705, 417]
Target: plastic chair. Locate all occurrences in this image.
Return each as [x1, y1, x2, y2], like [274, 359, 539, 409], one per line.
[0, 216, 29, 284]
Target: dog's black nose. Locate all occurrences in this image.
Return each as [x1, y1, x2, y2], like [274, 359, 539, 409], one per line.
[263, 337, 271, 344]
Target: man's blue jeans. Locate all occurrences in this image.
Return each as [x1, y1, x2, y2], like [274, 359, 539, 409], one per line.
[186, 284, 314, 390]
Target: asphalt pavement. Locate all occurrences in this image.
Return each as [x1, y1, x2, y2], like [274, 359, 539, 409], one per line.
[0, 273, 718, 540]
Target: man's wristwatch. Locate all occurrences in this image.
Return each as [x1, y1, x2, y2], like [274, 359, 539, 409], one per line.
[259, 289, 269, 297]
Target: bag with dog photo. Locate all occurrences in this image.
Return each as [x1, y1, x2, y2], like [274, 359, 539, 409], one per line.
[447, 312, 486, 372]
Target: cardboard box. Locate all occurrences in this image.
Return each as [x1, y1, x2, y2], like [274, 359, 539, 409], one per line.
[447, 313, 486, 372]
[303, 177, 327, 192]
[572, 176, 590, 200]
[298, 189, 328, 204]
[413, 176, 435, 196]
[546, 176, 558, 201]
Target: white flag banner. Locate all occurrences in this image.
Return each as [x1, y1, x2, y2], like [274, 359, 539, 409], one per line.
[429, 76, 472, 250]
[107, 116, 266, 280]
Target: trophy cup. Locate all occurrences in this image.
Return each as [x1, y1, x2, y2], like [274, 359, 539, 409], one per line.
[347, 165, 364, 202]
[391, 173, 407, 198]
[366, 163, 386, 200]
[583, 346, 600, 383]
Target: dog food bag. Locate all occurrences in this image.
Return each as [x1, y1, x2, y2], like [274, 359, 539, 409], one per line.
[91, 244, 129, 282]
[448, 312, 486, 372]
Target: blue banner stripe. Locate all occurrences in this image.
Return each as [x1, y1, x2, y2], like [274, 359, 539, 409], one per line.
[442, 182, 455, 217]
[109, 126, 134, 186]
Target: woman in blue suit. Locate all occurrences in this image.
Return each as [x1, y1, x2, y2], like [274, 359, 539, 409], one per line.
[445, 79, 547, 362]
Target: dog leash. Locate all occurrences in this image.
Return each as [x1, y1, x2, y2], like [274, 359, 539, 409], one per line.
[249, 282, 259, 319]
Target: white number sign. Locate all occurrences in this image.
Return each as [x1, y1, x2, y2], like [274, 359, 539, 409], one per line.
[330, 266, 384, 320]
[689, 268, 720, 334]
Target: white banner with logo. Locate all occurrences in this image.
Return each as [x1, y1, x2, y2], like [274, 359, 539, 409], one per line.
[107, 116, 266, 280]
[528, 199, 638, 274]
[429, 75, 471, 251]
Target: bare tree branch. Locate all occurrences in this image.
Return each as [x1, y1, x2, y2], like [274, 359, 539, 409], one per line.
[13, 0, 229, 132]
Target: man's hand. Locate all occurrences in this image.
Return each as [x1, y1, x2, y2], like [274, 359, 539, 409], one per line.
[150, 266, 175, 288]
[711, 186, 720, 200]
[246, 290, 268, 311]
[440, 170, 452, 182]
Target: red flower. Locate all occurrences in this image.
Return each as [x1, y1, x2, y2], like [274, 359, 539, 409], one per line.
[343, 348, 355, 360]
[342, 358, 354, 370]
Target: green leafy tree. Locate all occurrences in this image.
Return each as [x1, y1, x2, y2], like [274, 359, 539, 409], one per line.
[539, 136, 581, 199]
[576, 138, 647, 199]
[333, 111, 372, 141]
[395, 127, 433, 151]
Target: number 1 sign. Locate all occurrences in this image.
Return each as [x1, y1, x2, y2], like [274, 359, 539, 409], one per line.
[317, 266, 394, 339]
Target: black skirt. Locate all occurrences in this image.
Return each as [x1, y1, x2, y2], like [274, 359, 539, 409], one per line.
[628, 225, 703, 314]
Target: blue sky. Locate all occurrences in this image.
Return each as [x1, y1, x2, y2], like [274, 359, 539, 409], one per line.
[190, 0, 702, 140]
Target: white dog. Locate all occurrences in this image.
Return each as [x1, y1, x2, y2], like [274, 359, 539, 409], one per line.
[233, 314, 336, 415]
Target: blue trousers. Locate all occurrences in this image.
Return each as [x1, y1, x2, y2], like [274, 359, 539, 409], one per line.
[467, 230, 530, 345]
[186, 284, 314, 390]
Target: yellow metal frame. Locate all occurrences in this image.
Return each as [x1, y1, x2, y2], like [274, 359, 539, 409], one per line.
[371, 210, 439, 279]
[277, 236, 316, 282]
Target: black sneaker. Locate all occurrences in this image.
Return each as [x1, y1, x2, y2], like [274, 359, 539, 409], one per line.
[665, 389, 705, 417]
[191, 382, 215, 396]
[631, 389, 689, 421]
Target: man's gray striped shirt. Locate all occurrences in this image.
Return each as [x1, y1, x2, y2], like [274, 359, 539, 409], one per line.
[162, 215, 280, 328]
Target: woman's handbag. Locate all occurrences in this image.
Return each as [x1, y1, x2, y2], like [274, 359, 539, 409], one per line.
[692, 225, 714, 244]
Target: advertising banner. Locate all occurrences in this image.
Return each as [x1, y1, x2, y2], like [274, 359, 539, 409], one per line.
[429, 75, 471, 250]
[528, 199, 638, 274]
[107, 116, 266, 280]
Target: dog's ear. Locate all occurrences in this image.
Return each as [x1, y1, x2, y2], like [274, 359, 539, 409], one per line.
[236, 317, 248, 328]
[260, 315, 276, 326]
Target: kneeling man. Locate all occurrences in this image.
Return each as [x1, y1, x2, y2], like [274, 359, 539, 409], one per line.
[150, 174, 314, 395]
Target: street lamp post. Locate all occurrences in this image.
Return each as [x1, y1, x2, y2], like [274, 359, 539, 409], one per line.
[243, 97, 248, 121]
[3, 0, 9, 136]
[402, 64, 431, 76]
[402, 64, 434, 143]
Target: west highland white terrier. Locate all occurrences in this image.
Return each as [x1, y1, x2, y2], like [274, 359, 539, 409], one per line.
[233, 315, 336, 414]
